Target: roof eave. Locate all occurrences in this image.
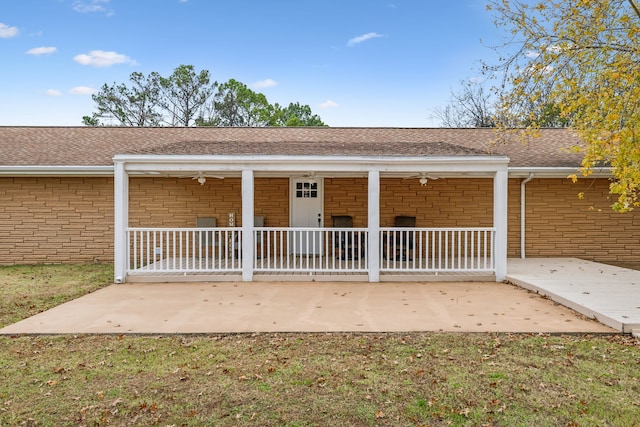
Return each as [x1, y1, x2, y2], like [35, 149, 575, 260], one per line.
[0, 166, 114, 176]
[507, 167, 612, 178]
[114, 154, 510, 174]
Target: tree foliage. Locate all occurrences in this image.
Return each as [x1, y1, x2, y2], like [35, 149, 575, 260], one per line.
[83, 65, 325, 128]
[158, 65, 215, 126]
[487, 0, 640, 211]
[271, 102, 327, 127]
[82, 72, 163, 127]
[198, 79, 273, 127]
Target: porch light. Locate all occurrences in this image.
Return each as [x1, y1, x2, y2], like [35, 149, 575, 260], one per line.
[197, 176, 206, 185]
[419, 177, 428, 186]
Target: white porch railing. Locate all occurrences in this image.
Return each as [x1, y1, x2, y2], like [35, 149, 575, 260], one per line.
[126, 227, 495, 277]
[253, 227, 368, 273]
[127, 227, 242, 273]
[380, 227, 495, 273]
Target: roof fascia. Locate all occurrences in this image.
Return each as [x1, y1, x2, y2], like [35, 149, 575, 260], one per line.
[0, 166, 114, 177]
[508, 167, 612, 178]
[115, 154, 510, 174]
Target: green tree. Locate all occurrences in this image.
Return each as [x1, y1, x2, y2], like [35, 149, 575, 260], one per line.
[488, 0, 640, 211]
[82, 71, 163, 126]
[271, 102, 327, 127]
[200, 79, 273, 127]
[83, 66, 327, 128]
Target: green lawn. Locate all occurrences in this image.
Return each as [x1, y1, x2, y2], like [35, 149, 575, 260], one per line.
[0, 264, 638, 426]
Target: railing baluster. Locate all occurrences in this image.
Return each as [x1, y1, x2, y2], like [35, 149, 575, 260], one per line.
[126, 226, 498, 277]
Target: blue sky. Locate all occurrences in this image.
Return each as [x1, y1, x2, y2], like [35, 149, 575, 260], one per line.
[1, 0, 504, 127]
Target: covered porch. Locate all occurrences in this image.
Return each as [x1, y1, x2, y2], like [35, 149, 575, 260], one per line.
[113, 154, 509, 283]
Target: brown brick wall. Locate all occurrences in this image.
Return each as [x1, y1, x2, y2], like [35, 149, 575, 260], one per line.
[129, 177, 242, 227]
[514, 178, 640, 265]
[128, 177, 290, 228]
[324, 178, 495, 228]
[324, 178, 368, 226]
[380, 178, 494, 227]
[0, 177, 114, 265]
[255, 178, 289, 227]
[3, 175, 640, 267]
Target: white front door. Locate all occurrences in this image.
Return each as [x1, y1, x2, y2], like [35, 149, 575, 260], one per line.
[290, 178, 323, 255]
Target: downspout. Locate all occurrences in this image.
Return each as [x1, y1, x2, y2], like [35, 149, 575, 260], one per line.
[520, 173, 534, 259]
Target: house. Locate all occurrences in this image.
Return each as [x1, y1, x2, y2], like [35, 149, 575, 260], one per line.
[1, 126, 638, 284]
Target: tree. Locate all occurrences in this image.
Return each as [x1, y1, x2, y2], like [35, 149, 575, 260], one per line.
[432, 79, 569, 129]
[433, 81, 497, 128]
[487, 0, 640, 211]
[271, 102, 327, 127]
[200, 79, 273, 127]
[158, 65, 216, 126]
[82, 71, 163, 126]
[83, 65, 327, 128]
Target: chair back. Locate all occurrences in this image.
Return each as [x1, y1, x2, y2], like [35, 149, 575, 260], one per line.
[394, 216, 416, 227]
[332, 215, 353, 227]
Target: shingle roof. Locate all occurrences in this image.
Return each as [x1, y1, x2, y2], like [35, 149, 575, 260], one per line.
[0, 126, 584, 168]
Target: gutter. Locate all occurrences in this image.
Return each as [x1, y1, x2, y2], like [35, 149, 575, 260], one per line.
[508, 167, 612, 178]
[520, 173, 535, 259]
[0, 166, 114, 176]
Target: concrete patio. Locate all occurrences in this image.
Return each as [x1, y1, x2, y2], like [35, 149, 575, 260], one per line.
[507, 258, 640, 334]
[3, 258, 637, 335]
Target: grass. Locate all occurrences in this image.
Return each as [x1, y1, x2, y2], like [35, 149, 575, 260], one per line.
[1, 264, 639, 426]
[0, 263, 113, 327]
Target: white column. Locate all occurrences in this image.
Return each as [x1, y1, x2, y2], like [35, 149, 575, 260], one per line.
[113, 161, 129, 284]
[368, 170, 380, 282]
[241, 169, 254, 282]
[493, 169, 508, 282]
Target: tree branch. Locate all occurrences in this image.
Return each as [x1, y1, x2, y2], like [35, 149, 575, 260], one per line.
[628, 0, 640, 19]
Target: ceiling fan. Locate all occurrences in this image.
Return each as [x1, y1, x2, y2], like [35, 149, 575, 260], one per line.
[293, 172, 318, 184]
[191, 172, 225, 185]
[404, 173, 439, 186]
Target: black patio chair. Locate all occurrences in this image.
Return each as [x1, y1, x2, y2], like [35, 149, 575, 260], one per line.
[332, 215, 360, 260]
[384, 215, 416, 260]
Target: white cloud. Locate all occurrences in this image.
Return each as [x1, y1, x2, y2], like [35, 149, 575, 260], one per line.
[73, 50, 136, 67]
[319, 100, 338, 109]
[347, 32, 383, 47]
[45, 89, 62, 96]
[69, 86, 97, 95]
[0, 23, 19, 38]
[73, 0, 111, 13]
[253, 79, 277, 89]
[26, 46, 57, 56]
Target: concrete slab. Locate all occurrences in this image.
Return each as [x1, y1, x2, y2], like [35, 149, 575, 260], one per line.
[507, 258, 640, 333]
[0, 281, 613, 335]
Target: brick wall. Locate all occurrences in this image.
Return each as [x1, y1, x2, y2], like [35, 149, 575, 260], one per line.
[0, 177, 114, 265]
[3, 175, 640, 267]
[129, 177, 242, 227]
[128, 177, 290, 228]
[255, 178, 289, 227]
[514, 178, 640, 266]
[380, 178, 494, 227]
[324, 178, 368, 226]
